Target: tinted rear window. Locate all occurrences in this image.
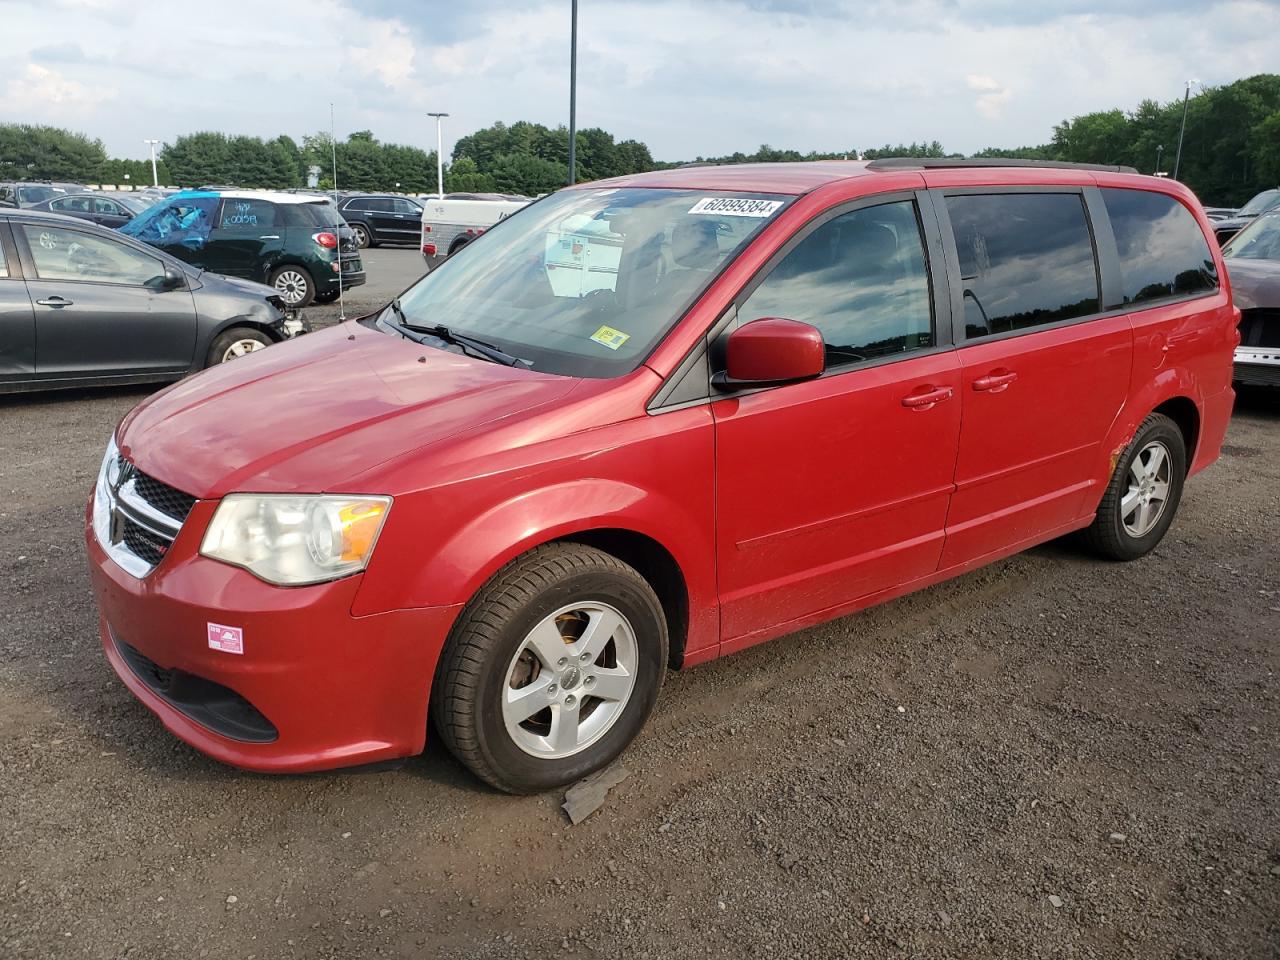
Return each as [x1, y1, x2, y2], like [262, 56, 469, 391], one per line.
[946, 192, 1100, 339]
[281, 202, 339, 228]
[1100, 189, 1217, 304]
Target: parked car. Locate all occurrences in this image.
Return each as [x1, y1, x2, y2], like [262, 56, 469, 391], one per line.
[0, 181, 82, 208]
[420, 194, 531, 269]
[26, 192, 147, 228]
[337, 194, 424, 248]
[87, 159, 1235, 793]
[119, 190, 364, 307]
[1210, 187, 1280, 246]
[0, 210, 304, 394]
[1222, 210, 1280, 387]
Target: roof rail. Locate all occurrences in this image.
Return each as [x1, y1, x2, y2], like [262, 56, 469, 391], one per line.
[865, 157, 1140, 174]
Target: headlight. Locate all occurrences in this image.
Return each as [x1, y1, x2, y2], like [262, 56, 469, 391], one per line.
[200, 494, 392, 586]
[92, 435, 121, 547]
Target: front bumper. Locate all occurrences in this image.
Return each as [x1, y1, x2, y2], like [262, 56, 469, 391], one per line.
[86, 499, 460, 773]
[1233, 346, 1280, 387]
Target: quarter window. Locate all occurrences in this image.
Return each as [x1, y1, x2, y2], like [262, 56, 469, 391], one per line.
[946, 193, 1100, 339]
[21, 224, 164, 285]
[737, 200, 934, 369]
[1101, 188, 1217, 303]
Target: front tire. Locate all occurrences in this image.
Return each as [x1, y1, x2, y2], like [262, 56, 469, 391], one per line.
[269, 265, 315, 308]
[432, 544, 668, 794]
[206, 326, 272, 367]
[1084, 413, 1186, 561]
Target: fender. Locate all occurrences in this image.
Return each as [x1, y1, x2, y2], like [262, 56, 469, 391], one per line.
[1090, 363, 1201, 511]
[350, 478, 720, 658]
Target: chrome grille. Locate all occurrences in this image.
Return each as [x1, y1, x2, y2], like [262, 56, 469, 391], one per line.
[95, 453, 195, 578]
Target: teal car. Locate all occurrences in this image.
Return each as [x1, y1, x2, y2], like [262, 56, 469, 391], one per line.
[120, 190, 365, 306]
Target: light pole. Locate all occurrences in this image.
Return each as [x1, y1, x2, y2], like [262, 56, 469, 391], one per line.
[1155, 144, 1164, 176]
[1173, 79, 1198, 181]
[143, 139, 160, 186]
[567, 0, 578, 185]
[427, 112, 448, 198]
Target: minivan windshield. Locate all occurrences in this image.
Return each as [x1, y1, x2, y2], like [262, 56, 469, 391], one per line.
[383, 187, 791, 377]
[1223, 211, 1280, 261]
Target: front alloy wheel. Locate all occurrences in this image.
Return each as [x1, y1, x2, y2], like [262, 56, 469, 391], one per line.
[433, 543, 668, 794]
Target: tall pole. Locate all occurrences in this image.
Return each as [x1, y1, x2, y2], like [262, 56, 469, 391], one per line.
[428, 112, 449, 198]
[143, 139, 160, 186]
[330, 102, 345, 321]
[1155, 144, 1164, 176]
[567, 0, 578, 185]
[1173, 79, 1197, 181]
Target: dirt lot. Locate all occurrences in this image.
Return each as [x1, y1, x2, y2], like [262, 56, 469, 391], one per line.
[1, 365, 1277, 959]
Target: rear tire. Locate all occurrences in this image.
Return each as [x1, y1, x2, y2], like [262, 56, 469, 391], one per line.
[206, 326, 271, 367]
[1084, 413, 1186, 561]
[432, 543, 668, 794]
[352, 222, 374, 248]
[269, 265, 315, 308]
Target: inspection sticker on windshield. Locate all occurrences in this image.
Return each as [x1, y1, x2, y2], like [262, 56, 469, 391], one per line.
[688, 197, 783, 218]
[207, 622, 244, 655]
[590, 325, 631, 351]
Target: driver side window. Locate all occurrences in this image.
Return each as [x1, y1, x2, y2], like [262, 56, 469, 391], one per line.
[738, 200, 934, 370]
[21, 224, 164, 285]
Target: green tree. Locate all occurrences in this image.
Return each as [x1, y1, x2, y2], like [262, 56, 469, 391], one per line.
[0, 123, 106, 181]
[444, 156, 497, 193]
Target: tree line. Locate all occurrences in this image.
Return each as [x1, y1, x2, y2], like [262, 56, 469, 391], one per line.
[1, 74, 1276, 203]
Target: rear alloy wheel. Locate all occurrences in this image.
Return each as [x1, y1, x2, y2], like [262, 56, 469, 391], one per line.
[269, 266, 315, 308]
[1084, 412, 1186, 561]
[352, 222, 373, 248]
[432, 544, 667, 794]
[206, 326, 272, 367]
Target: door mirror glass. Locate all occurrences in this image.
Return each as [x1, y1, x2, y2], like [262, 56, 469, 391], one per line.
[147, 267, 186, 292]
[716, 317, 825, 389]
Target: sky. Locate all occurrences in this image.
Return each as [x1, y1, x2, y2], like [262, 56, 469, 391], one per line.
[0, 0, 1276, 163]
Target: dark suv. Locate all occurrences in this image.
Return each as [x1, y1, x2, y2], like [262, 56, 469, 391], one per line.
[0, 182, 81, 208]
[336, 194, 423, 248]
[120, 190, 365, 306]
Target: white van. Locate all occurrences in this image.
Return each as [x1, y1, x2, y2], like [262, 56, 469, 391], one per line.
[420, 194, 530, 269]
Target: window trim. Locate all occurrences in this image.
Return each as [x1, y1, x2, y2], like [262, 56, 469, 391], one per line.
[0, 221, 19, 279]
[648, 189, 953, 412]
[13, 220, 166, 288]
[1093, 185, 1221, 312]
[933, 185, 1109, 347]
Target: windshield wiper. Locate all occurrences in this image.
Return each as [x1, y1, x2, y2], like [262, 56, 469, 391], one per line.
[383, 300, 531, 368]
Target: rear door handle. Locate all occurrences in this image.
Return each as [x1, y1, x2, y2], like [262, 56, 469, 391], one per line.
[972, 370, 1018, 392]
[36, 296, 73, 307]
[259, 235, 280, 240]
[901, 386, 954, 409]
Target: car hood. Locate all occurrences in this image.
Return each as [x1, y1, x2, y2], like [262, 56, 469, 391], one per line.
[200, 272, 278, 300]
[117, 322, 579, 499]
[1224, 257, 1280, 310]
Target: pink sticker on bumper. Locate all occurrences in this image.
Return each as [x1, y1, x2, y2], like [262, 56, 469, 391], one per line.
[207, 622, 244, 655]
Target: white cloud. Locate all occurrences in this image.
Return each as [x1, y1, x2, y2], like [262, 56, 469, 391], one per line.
[0, 0, 1276, 161]
[5, 63, 115, 113]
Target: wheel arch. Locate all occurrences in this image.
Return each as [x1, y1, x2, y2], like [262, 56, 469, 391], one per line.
[1151, 395, 1200, 470]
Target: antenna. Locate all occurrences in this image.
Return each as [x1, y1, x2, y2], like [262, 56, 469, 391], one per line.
[330, 102, 346, 321]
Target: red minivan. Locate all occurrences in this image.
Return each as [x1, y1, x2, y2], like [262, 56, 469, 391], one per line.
[86, 160, 1237, 792]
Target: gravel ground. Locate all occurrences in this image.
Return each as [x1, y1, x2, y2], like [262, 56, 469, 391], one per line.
[1, 356, 1277, 958]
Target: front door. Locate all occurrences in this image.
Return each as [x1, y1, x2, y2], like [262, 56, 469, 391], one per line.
[15, 221, 197, 379]
[713, 196, 961, 646]
[0, 222, 36, 386]
[934, 189, 1133, 568]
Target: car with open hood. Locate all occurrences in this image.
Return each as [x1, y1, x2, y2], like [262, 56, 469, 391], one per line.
[87, 159, 1236, 793]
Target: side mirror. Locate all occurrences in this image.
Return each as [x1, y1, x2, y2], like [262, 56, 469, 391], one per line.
[713, 317, 825, 390]
[148, 268, 185, 292]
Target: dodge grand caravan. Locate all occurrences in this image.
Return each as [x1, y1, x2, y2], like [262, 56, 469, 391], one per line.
[86, 160, 1237, 793]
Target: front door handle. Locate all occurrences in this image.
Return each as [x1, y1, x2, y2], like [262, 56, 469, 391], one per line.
[972, 370, 1018, 392]
[36, 296, 73, 307]
[901, 386, 954, 409]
